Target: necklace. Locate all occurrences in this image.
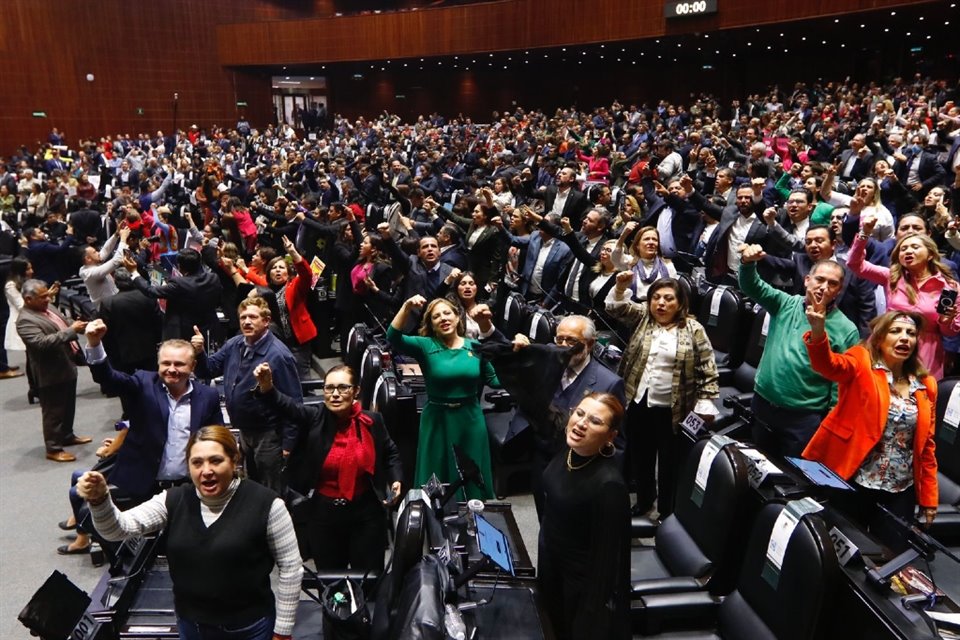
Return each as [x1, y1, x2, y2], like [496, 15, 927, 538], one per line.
[566, 448, 597, 471]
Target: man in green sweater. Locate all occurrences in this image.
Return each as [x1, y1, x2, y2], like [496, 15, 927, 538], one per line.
[738, 243, 860, 457]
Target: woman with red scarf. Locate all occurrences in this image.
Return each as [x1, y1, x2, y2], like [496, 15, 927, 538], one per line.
[253, 362, 403, 571]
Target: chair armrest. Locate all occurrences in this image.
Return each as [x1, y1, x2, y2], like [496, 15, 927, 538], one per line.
[631, 515, 660, 539]
[632, 591, 722, 636]
[631, 576, 705, 598]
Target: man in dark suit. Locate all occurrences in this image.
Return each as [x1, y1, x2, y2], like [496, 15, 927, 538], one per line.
[699, 183, 769, 285]
[98, 268, 162, 374]
[16, 279, 91, 462]
[537, 208, 610, 310]
[381, 230, 454, 302]
[836, 134, 874, 190]
[501, 213, 573, 302]
[640, 175, 703, 259]
[510, 315, 625, 517]
[83, 319, 223, 503]
[894, 132, 948, 198]
[521, 165, 590, 229]
[437, 223, 469, 270]
[128, 248, 222, 341]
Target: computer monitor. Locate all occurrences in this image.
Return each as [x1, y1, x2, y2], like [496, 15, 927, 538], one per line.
[475, 513, 515, 576]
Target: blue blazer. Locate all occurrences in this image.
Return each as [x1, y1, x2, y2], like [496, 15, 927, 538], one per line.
[508, 231, 574, 298]
[90, 359, 224, 501]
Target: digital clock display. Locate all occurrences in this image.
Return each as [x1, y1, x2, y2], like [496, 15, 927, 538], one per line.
[665, 0, 718, 18]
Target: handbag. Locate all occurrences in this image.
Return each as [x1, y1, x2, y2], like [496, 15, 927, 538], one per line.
[302, 572, 372, 640]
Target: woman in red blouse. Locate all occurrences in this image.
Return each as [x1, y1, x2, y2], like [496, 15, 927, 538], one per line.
[254, 363, 402, 571]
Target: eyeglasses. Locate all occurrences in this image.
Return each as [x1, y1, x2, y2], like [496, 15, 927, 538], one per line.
[323, 384, 356, 394]
[555, 336, 583, 347]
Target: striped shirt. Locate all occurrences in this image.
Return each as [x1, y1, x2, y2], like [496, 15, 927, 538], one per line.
[90, 479, 302, 635]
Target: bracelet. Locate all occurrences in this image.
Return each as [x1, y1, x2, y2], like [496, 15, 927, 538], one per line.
[88, 494, 108, 507]
[856, 232, 868, 240]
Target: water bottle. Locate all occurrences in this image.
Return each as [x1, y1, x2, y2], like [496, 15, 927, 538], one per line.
[444, 603, 467, 640]
[466, 499, 484, 538]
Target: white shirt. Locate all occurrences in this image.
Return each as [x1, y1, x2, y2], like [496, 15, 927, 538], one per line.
[633, 325, 678, 406]
[551, 189, 570, 217]
[656, 207, 677, 258]
[565, 237, 600, 302]
[531, 238, 554, 294]
[727, 214, 756, 274]
[467, 225, 485, 249]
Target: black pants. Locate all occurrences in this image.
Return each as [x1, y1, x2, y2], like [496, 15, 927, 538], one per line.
[626, 398, 678, 517]
[845, 484, 917, 552]
[39, 378, 78, 452]
[308, 491, 387, 572]
[240, 429, 285, 494]
[750, 394, 824, 459]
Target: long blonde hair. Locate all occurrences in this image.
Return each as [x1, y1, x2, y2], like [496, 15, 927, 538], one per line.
[889, 233, 956, 304]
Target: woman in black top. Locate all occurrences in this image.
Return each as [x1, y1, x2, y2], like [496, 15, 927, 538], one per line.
[78, 425, 302, 640]
[254, 362, 403, 572]
[539, 391, 630, 640]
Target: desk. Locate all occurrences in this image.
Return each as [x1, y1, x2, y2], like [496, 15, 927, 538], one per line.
[740, 443, 960, 640]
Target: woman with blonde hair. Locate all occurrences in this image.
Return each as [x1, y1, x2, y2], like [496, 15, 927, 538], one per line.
[387, 295, 499, 498]
[610, 223, 677, 301]
[848, 217, 960, 379]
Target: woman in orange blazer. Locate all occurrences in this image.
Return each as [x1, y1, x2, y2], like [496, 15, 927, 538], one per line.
[802, 305, 938, 528]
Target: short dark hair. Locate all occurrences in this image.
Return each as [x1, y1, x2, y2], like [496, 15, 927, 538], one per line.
[177, 249, 202, 275]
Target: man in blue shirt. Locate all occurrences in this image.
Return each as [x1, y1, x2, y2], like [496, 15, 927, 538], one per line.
[192, 296, 301, 492]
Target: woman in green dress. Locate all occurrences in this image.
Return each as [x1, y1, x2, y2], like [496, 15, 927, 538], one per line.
[387, 295, 498, 499]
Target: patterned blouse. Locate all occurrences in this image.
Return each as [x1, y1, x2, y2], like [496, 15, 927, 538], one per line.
[852, 363, 925, 493]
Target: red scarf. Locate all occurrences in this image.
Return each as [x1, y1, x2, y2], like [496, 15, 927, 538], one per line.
[317, 402, 376, 501]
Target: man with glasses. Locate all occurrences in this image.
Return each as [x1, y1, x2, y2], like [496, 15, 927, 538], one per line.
[510, 315, 625, 517]
[192, 296, 301, 492]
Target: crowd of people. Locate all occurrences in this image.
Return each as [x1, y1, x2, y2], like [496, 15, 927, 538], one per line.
[2, 73, 959, 639]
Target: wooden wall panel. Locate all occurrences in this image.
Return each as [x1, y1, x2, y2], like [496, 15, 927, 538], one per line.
[217, 0, 935, 65]
[0, 0, 287, 154]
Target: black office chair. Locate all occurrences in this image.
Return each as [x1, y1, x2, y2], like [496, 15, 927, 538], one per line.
[630, 438, 752, 605]
[494, 290, 529, 340]
[635, 501, 840, 640]
[525, 307, 560, 344]
[359, 343, 388, 408]
[695, 285, 747, 386]
[713, 303, 767, 430]
[345, 322, 374, 374]
[931, 377, 960, 545]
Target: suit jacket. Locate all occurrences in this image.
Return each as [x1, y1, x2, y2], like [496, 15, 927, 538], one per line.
[133, 269, 223, 340]
[266, 390, 403, 501]
[382, 235, 453, 302]
[802, 338, 937, 507]
[16, 306, 79, 388]
[525, 182, 590, 229]
[548, 227, 605, 304]
[838, 148, 874, 183]
[894, 150, 947, 195]
[507, 230, 573, 298]
[98, 288, 163, 368]
[640, 183, 702, 256]
[439, 209, 506, 288]
[701, 201, 769, 283]
[439, 244, 469, 271]
[90, 358, 224, 500]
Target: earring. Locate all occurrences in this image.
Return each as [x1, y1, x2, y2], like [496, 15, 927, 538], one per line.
[599, 441, 616, 458]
